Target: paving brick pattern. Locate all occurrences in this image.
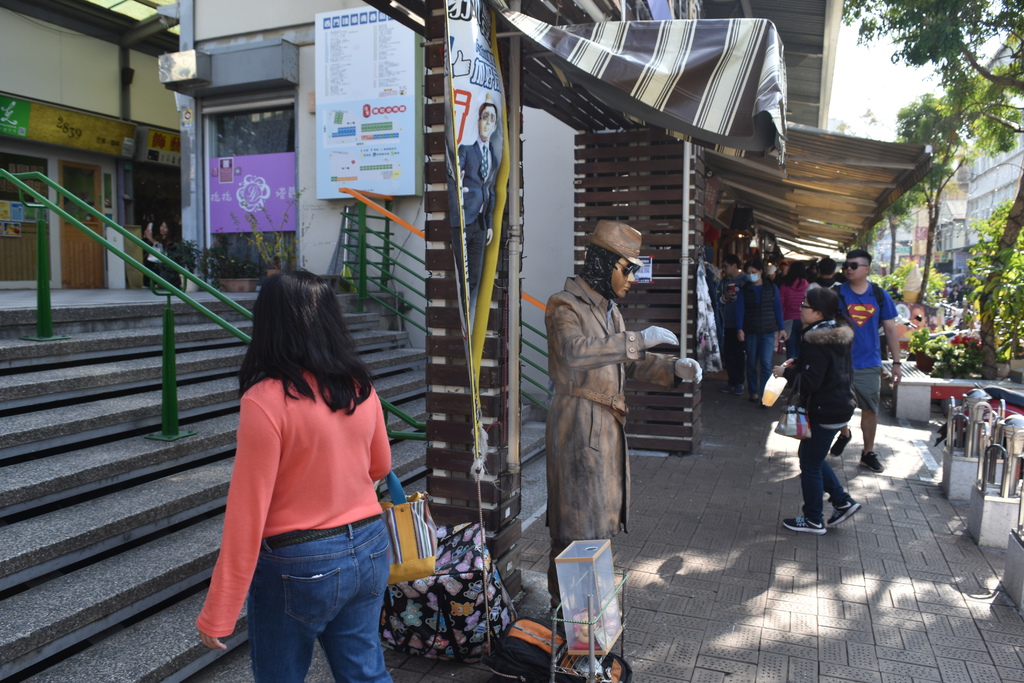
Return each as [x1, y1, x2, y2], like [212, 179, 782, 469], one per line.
[379, 381, 1024, 682]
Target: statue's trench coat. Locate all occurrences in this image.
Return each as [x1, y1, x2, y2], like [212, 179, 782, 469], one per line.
[545, 277, 692, 543]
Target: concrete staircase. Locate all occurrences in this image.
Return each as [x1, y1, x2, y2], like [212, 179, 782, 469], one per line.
[0, 292, 427, 681]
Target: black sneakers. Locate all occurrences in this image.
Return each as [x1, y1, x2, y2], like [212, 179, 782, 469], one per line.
[859, 451, 884, 473]
[827, 501, 862, 527]
[830, 431, 852, 456]
[783, 516, 826, 535]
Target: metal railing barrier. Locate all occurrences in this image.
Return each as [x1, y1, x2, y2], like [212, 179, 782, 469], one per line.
[945, 398, 969, 461]
[980, 414, 1024, 499]
[964, 389, 999, 463]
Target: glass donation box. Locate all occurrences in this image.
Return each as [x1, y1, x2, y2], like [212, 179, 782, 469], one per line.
[554, 539, 623, 655]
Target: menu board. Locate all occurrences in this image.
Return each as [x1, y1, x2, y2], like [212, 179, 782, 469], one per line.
[314, 8, 422, 198]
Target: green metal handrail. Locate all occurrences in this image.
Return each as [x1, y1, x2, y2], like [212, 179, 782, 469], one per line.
[339, 208, 429, 335]
[338, 191, 554, 412]
[4, 169, 425, 442]
[5, 170, 253, 342]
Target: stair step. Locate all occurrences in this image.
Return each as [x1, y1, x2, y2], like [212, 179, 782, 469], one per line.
[373, 369, 426, 403]
[0, 460, 232, 592]
[0, 322, 251, 371]
[0, 414, 238, 518]
[384, 396, 426, 432]
[0, 515, 224, 680]
[24, 591, 247, 683]
[0, 347, 247, 411]
[0, 296, 256, 339]
[389, 438, 427, 479]
[361, 347, 426, 374]
[350, 329, 409, 353]
[0, 377, 240, 461]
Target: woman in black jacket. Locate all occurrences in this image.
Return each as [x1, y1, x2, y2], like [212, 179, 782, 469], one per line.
[773, 286, 861, 534]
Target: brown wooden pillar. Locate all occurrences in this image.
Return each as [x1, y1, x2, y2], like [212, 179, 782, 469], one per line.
[422, 0, 523, 598]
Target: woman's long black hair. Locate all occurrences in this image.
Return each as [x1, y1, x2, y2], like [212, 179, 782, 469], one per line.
[238, 271, 373, 413]
[780, 261, 807, 288]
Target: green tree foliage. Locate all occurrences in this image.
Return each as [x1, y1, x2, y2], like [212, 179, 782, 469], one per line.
[894, 94, 969, 305]
[876, 260, 945, 302]
[877, 193, 914, 273]
[845, 0, 1024, 377]
[967, 201, 1024, 361]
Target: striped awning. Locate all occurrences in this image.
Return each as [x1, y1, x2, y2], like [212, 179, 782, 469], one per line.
[492, 2, 787, 156]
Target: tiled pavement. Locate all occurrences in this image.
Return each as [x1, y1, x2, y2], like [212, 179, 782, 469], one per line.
[378, 377, 1024, 683]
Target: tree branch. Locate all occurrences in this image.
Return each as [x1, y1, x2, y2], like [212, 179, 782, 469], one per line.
[961, 47, 1024, 89]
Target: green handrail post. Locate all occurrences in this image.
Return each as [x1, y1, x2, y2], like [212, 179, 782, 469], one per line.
[146, 294, 197, 442]
[357, 202, 368, 312]
[21, 208, 70, 342]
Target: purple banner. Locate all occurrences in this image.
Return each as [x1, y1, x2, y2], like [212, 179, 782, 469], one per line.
[208, 152, 296, 233]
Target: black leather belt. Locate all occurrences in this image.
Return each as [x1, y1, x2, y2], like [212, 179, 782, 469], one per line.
[264, 515, 380, 550]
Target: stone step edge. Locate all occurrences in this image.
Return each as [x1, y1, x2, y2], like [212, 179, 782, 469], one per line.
[0, 414, 238, 518]
[0, 516, 223, 679]
[24, 591, 247, 683]
[0, 460, 233, 591]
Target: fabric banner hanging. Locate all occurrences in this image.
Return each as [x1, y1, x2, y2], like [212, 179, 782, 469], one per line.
[444, 0, 510, 470]
[489, 0, 787, 157]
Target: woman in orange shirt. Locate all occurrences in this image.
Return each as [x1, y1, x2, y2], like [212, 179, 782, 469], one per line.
[197, 271, 392, 682]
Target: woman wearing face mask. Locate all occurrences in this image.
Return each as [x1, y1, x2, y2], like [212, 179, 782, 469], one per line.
[735, 258, 786, 403]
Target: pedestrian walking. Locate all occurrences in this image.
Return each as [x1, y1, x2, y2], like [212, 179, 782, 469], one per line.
[775, 286, 861, 534]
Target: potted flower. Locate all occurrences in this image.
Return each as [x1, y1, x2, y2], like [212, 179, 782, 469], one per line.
[200, 236, 261, 291]
[921, 335, 951, 376]
[932, 333, 983, 379]
[907, 328, 932, 370]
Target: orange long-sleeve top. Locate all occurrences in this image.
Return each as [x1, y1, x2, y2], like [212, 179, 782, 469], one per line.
[196, 377, 392, 638]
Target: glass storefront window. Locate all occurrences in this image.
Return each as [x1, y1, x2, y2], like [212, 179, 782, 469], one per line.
[210, 108, 295, 158]
[206, 105, 297, 273]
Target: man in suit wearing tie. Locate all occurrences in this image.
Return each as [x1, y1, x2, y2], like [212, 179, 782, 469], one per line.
[449, 99, 499, 309]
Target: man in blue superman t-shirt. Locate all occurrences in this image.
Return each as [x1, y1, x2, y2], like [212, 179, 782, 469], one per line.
[830, 249, 902, 473]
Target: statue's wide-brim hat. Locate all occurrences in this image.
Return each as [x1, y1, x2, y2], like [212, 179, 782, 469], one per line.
[590, 220, 642, 267]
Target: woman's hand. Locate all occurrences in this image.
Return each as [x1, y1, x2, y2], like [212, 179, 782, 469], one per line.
[772, 359, 793, 377]
[737, 330, 745, 343]
[199, 629, 227, 650]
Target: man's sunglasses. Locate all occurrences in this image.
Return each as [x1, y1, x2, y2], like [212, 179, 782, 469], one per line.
[843, 262, 866, 270]
[617, 262, 641, 276]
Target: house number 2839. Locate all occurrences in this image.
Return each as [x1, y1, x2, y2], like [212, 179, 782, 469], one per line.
[55, 116, 83, 139]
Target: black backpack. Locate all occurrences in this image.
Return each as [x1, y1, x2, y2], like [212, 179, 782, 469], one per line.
[484, 617, 633, 683]
[835, 281, 891, 360]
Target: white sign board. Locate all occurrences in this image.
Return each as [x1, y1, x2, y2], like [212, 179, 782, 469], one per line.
[636, 255, 654, 284]
[314, 8, 422, 198]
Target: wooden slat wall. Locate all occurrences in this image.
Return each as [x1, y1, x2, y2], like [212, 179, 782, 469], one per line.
[574, 129, 706, 453]
[422, 0, 522, 597]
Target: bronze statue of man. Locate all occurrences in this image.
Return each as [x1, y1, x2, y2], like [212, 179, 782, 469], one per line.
[544, 220, 702, 604]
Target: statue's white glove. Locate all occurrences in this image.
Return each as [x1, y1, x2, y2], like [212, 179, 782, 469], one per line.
[639, 326, 679, 349]
[675, 358, 702, 384]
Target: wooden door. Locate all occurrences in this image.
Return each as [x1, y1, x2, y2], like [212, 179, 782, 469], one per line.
[59, 160, 104, 288]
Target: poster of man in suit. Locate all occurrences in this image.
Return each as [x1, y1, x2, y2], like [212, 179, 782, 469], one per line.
[449, 98, 499, 309]
[445, 0, 507, 342]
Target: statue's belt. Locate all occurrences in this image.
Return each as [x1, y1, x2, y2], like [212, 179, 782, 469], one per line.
[554, 384, 628, 416]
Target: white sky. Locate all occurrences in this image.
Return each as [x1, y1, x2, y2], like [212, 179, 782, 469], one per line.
[827, 22, 943, 141]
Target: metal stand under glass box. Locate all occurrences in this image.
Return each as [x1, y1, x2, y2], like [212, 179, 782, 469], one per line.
[550, 540, 628, 682]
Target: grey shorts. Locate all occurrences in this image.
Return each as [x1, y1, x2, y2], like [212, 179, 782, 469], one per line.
[852, 366, 881, 413]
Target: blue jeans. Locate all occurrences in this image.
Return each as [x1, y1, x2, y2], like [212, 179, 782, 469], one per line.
[744, 333, 774, 396]
[247, 519, 391, 683]
[786, 319, 802, 359]
[797, 423, 853, 524]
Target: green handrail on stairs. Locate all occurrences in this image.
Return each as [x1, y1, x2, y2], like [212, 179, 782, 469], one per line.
[3, 169, 426, 442]
[337, 189, 553, 411]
